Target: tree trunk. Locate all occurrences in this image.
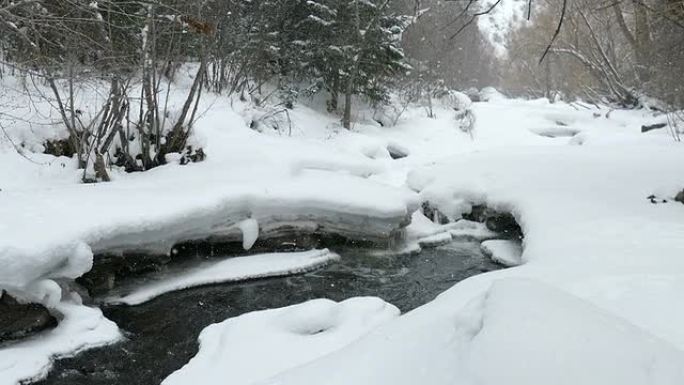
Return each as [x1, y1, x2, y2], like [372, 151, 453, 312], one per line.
[94, 153, 110, 182]
[328, 76, 339, 113]
[426, 84, 434, 118]
[633, 0, 653, 83]
[342, 80, 353, 129]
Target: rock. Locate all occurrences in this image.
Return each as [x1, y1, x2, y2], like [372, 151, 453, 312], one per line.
[373, 104, 402, 127]
[440, 90, 472, 111]
[386, 143, 409, 160]
[530, 127, 580, 138]
[479, 87, 504, 102]
[485, 212, 522, 238]
[0, 291, 57, 343]
[464, 87, 481, 102]
[421, 201, 450, 224]
[641, 123, 667, 133]
[676, 190, 684, 204]
[462, 204, 488, 223]
[462, 205, 522, 239]
[78, 252, 173, 296]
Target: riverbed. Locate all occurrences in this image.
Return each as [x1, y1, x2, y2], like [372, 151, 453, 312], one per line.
[36, 240, 499, 385]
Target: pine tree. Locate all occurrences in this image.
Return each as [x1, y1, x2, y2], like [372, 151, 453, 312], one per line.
[306, 0, 411, 128]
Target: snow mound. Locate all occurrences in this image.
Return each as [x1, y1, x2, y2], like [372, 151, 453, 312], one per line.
[0, 295, 120, 385]
[465, 279, 684, 385]
[480, 239, 522, 266]
[106, 249, 340, 306]
[439, 90, 472, 111]
[162, 297, 399, 385]
[262, 279, 684, 385]
[409, 144, 684, 347]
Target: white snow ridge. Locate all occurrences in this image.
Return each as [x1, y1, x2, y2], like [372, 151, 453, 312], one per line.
[106, 249, 341, 306]
[162, 298, 399, 385]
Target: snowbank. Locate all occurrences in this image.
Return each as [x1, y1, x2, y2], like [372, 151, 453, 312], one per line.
[242, 132, 684, 384]
[409, 144, 684, 347]
[263, 279, 684, 385]
[162, 297, 399, 385]
[106, 249, 340, 306]
[0, 96, 419, 305]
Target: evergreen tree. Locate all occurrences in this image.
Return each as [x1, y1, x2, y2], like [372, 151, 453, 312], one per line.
[306, 0, 410, 128]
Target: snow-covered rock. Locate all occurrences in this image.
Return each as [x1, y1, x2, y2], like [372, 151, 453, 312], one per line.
[439, 90, 472, 111]
[480, 239, 522, 266]
[386, 142, 410, 160]
[478, 87, 505, 102]
[106, 249, 340, 306]
[162, 297, 399, 385]
[0, 292, 56, 343]
[0, 294, 120, 385]
[448, 220, 498, 241]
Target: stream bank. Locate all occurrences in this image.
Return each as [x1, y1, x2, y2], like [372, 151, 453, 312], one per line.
[36, 240, 500, 385]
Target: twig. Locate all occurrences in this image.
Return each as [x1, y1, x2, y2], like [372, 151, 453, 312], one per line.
[539, 0, 568, 63]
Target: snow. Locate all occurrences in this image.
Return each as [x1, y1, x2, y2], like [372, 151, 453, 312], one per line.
[0, 79, 420, 382]
[480, 239, 522, 266]
[0, 91, 419, 303]
[404, 212, 494, 249]
[166, 94, 684, 385]
[465, 279, 684, 385]
[106, 249, 341, 306]
[263, 279, 684, 385]
[162, 297, 399, 385]
[409, 142, 684, 346]
[0, 294, 121, 385]
[4, 68, 684, 384]
[448, 220, 498, 241]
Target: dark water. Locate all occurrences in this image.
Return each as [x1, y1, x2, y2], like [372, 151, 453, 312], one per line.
[36, 241, 499, 385]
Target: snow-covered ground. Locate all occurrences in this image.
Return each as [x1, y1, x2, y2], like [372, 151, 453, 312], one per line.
[2, 73, 684, 384]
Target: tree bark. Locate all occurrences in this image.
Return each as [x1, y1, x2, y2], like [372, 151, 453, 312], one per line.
[342, 79, 352, 129]
[633, 0, 653, 83]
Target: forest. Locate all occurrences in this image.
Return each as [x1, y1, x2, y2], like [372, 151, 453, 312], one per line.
[1, 1, 684, 385]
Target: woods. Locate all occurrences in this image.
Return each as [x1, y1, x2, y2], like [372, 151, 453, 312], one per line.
[503, 0, 684, 109]
[0, 0, 682, 182]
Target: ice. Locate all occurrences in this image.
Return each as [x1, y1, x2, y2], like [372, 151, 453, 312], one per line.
[106, 249, 341, 306]
[480, 239, 522, 266]
[237, 218, 260, 250]
[162, 297, 399, 385]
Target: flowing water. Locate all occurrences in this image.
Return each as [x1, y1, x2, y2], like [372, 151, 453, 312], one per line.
[36, 240, 499, 385]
